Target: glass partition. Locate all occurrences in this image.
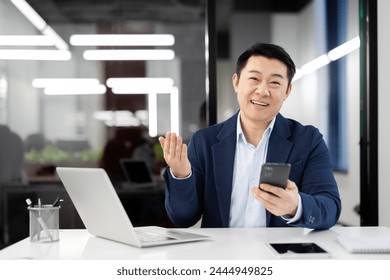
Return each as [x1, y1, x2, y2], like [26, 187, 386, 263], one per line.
[0, 0, 207, 183]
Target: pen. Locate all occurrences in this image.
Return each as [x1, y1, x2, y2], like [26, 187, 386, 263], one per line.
[52, 197, 60, 207]
[37, 217, 54, 241]
[25, 198, 33, 208]
[26, 198, 39, 240]
[52, 197, 63, 207]
[37, 198, 42, 241]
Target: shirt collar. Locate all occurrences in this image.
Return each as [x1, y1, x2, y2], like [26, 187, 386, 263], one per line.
[236, 111, 276, 144]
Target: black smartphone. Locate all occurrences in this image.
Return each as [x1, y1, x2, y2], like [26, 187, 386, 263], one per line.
[267, 242, 330, 258]
[259, 163, 291, 189]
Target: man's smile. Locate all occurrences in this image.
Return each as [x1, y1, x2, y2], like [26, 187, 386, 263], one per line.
[251, 100, 269, 107]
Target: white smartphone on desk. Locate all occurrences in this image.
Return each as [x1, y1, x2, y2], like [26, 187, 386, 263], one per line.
[266, 242, 331, 259]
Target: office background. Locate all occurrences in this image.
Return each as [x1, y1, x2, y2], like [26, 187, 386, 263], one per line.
[0, 0, 389, 247]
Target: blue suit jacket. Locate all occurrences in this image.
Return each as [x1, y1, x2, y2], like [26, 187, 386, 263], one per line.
[164, 112, 341, 229]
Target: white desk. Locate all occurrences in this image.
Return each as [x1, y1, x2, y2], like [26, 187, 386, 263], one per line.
[1, 226, 390, 260]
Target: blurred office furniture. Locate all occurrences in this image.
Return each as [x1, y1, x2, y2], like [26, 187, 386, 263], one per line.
[100, 127, 155, 186]
[24, 133, 46, 152]
[0, 125, 25, 249]
[0, 125, 24, 184]
[56, 139, 91, 153]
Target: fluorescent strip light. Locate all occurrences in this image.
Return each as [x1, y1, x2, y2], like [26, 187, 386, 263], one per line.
[0, 77, 8, 99]
[11, 0, 69, 50]
[170, 87, 179, 135]
[44, 84, 106, 95]
[93, 110, 141, 127]
[33, 78, 100, 88]
[34, 78, 105, 95]
[135, 110, 148, 126]
[42, 26, 69, 50]
[107, 77, 174, 88]
[107, 78, 174, 94]
[0, 50, 71, 60]
[148, 93, 158, 137]
[93, 110, 133, 121]
[292, 68, 303, 82]
[11, 0, 46, 31]
[328, 36, 360, 61]
[293, 36, 361, 83]
[300, 54, 330, 75]
[83, 49, 175, 61]
[0, 35, 55, 46]
[70, 34, 175, 46]
[104, 118, 141, 127]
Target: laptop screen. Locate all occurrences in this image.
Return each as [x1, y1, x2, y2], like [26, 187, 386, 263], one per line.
[120, 159, 153, 184]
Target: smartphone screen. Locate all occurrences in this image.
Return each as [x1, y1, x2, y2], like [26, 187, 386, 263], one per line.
[269, 242, 327, 254]
[259, 163, 291, 189]
[268, 242, 330, 258]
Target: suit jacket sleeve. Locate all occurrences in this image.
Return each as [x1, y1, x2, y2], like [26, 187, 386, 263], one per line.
[163, 131, 207, 227]
[267, 116, 342, 229]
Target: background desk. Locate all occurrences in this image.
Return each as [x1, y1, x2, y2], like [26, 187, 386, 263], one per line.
[1, 227, 390, 260]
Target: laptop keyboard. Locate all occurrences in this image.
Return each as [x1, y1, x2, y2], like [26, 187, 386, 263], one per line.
[135, 230, 174, 243]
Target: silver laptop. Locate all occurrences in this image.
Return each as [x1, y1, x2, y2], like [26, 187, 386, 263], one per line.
[56, 167, 209, 248]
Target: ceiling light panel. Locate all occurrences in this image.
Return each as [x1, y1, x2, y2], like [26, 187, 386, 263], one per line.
[70, 34, 175, 46]
[83, 49, 175, 61]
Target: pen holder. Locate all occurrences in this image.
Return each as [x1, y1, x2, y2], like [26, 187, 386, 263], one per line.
[28, 205, 60, 243]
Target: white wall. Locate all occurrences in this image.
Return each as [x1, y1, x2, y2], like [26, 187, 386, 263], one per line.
[378, 0, 390, 226]
[216, 12, 272, 123]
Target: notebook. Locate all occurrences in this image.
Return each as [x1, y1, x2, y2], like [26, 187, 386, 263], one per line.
[56, 167, 210, 248]
[120, 158, 156, 187]
[337, 236, 390, 254]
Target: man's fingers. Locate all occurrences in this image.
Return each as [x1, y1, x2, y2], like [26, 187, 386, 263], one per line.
[158, 136, 165, 148]
[181, 143, 188, 161]
[159, 132, 191, 178]
[176, 135, 183, 160]
[160, 132, 188, 165]
[169, 132, 177, 157]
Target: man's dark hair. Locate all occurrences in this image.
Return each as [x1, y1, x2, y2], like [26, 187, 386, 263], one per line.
[235, 43, 296, 84]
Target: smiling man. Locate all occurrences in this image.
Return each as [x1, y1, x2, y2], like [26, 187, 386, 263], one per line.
[159, 43, 341, 229]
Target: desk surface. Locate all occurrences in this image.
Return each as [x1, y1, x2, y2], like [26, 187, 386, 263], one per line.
[1, 226, 390, 260]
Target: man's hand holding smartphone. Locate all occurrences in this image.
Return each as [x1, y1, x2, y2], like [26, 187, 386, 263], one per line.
[259, 163, 291, 189]
[253, 163, 299, 217]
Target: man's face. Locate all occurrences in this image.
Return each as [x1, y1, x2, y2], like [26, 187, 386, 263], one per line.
[232, 55, 292, 126]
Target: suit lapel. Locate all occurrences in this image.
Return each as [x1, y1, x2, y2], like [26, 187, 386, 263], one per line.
[265, 114, 293, 226]
[211, 114, 237, 227]
[266, 114, 293, 163]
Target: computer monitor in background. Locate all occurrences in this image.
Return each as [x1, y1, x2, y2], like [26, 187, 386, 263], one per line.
[120, 159, 156, 187]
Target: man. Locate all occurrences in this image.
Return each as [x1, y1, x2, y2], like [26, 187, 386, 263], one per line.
[159, 43, 341, 229]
